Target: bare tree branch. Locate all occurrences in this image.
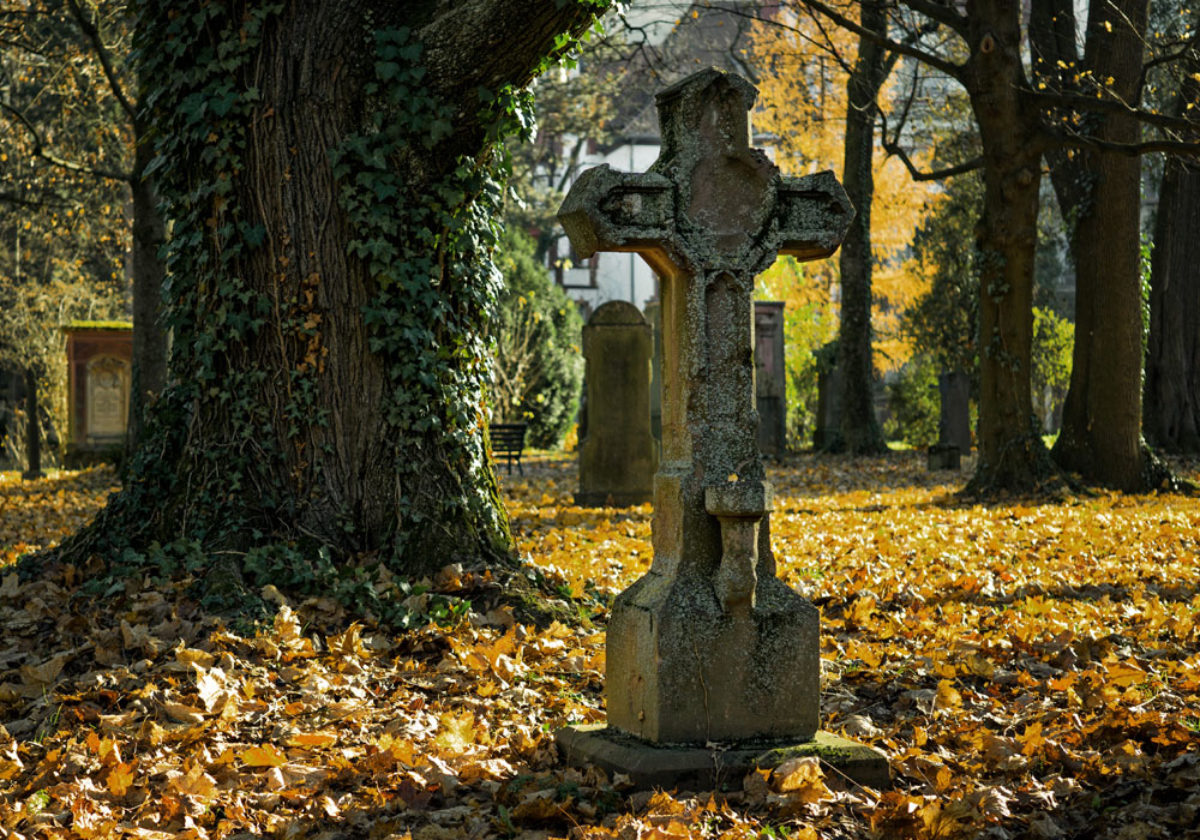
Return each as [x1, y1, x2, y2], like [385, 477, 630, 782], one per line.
[898, 0, 969, 34]
[63, 0, 137, 121]
[1051, 130, 1200, 158]
[795, 0, 965, 80]
[1027, 89, 1200, 135]
[0, 101, 132, 183]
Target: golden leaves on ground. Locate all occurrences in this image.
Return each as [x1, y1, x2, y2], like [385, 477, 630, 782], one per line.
[1, 453, 1200, 839]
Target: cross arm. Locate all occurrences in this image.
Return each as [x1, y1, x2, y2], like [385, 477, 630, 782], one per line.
[558, 165, 677, 275]
[775, 171, 855, 261]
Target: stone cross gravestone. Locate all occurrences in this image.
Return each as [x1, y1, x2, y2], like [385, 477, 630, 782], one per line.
[576, 301, 658, 507]
[556, 69, 887, 789]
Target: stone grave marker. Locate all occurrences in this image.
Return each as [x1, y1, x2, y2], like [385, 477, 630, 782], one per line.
[929, 371, 971, 470]
[575, 301, 658, 507]
[556, 68, 887, 789]
[64, 323, 133, 462]
[642, 299, 663, 442]
[755, 301, 786, 457]
[813, 340, 843, 451]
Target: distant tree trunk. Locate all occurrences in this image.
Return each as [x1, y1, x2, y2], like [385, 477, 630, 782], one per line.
[964, 2, 1051, 492]
[63, 1, 601, 584]
[1145, 159, 1200, 453]
[835, 0, 888, 455]
[126, 129, 168, 457]
[1144, 38, 1200, 454]
[1040, 0, 1150, 490]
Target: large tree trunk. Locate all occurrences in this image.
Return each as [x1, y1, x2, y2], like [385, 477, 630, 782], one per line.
[1144, 39, 1200, 454]
[835, 0, 888, 455]
[964, 2, 1051, 492]
[125, 131, 167, 457]
[1037, 0, 1151, 490]
[1144, 157, 1200, 453]
[63, 1, 599, 586]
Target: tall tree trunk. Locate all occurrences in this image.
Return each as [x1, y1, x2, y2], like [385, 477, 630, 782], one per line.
[61, 1, 600, 588]
[125, 130, 167, 457]
[964, 1, 1051, 492]
[1145, 157, 1200, 453]
[1144, 37, 1200, 454]
[1038, 0, 1151, 490]
[835, 0, 889, 454]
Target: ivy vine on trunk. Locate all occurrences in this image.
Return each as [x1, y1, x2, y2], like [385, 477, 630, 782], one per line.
[49, 1, 606, 618]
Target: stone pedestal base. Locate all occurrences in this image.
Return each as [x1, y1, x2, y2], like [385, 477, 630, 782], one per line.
[556, 724, 889, 791]
[927, 443, 961, 471]
[606, 569, 819, 744]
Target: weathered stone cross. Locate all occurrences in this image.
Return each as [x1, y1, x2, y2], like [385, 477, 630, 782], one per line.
[557, 69, 883, 786]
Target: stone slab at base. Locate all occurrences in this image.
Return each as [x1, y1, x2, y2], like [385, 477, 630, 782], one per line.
[556, 724, 889, 792]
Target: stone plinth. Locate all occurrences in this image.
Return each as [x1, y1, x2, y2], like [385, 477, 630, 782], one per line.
[558, 725, 890, 792]
[575, 301, 657, 507]
[556, 68, 886, 791]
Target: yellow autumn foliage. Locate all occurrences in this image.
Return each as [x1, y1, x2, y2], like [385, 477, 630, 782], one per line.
[750, 7, 943, 372]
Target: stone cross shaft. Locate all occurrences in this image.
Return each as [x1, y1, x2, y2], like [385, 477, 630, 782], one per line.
[559, 69, 853, 745]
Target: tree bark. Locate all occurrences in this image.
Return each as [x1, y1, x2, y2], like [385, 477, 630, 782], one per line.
[834, 0, 889, 455]
[964, 1, 1052, 492]
[1145, 156, 1200, 453]
[65, 1, 601, 583]
[1144, 32, 1200, 455]
[1037, 0, 1150, 490]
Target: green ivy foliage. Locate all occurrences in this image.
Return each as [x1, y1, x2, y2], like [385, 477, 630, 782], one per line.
[885, 354, 940, 449]
[491, 228, 583, 448]
[48, 3, 605, 623]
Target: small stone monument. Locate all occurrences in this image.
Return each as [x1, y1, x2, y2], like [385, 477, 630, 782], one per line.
[755, 301, 786, 457]
[929, 371, 971, 470]
[575, 301, 658, 507]
[813, 341, 843, 451]
[556, 69, 887, 789]
[64, 322, 133, 463]
[642, 300, 663, 442]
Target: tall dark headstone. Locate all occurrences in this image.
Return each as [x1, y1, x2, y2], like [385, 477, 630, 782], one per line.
[938, 371, 972, 452]
[813, 341, 843, 451]
[555, 68, 886, 788]
[755, 301, 786, 457]
[643, 299, 663, 442]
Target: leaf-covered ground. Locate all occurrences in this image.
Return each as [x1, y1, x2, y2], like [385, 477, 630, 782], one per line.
[1, 454, 1199, 839]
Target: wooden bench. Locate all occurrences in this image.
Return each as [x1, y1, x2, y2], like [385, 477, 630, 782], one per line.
[490, 422, 528, 475]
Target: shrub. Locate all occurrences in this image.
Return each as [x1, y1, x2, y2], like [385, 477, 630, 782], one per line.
[490, 229, 583, 449]
[885, 354, 940, 448]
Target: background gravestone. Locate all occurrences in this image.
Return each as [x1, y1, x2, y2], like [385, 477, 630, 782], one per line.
[929, 370, 972, 470]
[64, 322, 133, 464]
[813, 340, 843, 451]
[643, 299, 663, 442]
[938, 371, 972, 452]
[755, 301, 786, 457]
[575, 301, 657, 507]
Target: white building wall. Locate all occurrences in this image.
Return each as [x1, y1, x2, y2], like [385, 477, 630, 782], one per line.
[557, 141, 663, 314]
